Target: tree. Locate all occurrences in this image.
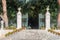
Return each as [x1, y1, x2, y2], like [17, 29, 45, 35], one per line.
[2, 0, 8, 27]
[57, 0, 60, 28]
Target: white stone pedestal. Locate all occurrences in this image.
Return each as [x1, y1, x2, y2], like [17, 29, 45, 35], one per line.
[17, 8, 22, 29]
[1, 20, 4, 30]
[45, 6, 50, 30]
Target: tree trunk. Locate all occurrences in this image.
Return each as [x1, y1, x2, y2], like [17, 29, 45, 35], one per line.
[2, 0, 8, 27]
[57, 0, 60, 28]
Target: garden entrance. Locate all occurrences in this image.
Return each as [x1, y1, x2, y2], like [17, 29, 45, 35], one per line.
[28, 14, 39, 29]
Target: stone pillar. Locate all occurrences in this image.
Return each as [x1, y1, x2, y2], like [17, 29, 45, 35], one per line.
[1, 20, 4, 30]
[17, 8, 22, 29]
[45, 6, 50, 30]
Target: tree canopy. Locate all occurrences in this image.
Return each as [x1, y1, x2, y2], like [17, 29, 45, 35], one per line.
[0, 0, 58, 19]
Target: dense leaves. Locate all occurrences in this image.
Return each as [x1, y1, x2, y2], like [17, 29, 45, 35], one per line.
[0, 0, 58, 22]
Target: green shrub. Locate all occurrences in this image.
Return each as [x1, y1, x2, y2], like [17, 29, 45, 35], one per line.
[48, 29, 60, 36]
[5, 26, 16, 30]
[5, 27, 25, 37]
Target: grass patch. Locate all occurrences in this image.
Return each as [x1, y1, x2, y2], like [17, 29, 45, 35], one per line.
[39, 26, 45, 30]
[48, 29, 60, 36]
[5, 27, 25, 37]
[5, 26, 16, 30]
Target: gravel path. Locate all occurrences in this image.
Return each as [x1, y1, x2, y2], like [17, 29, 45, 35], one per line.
[1, 29, 60, 40]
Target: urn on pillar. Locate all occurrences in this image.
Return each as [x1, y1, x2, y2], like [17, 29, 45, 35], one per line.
[17, 7, 22, 29]
[45, 6, 50, 30]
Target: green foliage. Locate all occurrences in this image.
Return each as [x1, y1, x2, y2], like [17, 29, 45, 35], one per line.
[5, 27, 25, 37]
[0, 0, 58, 16]
[5, 26, 16, 30]
[48, 29, 60, 35]
[22, 0, 58, 15]
[0, 0, 2, 14]
[0, 0, 58, 24]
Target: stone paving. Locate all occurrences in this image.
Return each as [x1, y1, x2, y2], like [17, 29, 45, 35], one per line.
[0, 29, 60, 40]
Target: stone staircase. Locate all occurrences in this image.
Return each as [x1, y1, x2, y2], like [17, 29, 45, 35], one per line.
[1, 29, 60, 40]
